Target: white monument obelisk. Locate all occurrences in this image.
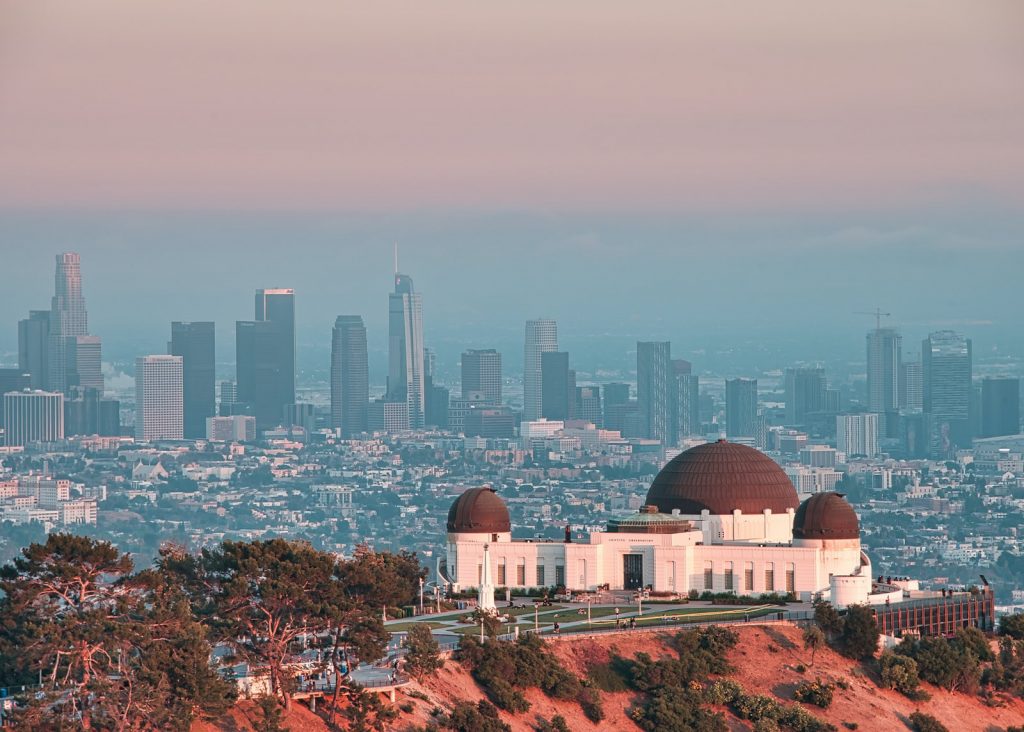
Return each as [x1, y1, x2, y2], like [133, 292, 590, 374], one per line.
[478, 543, 496, 614]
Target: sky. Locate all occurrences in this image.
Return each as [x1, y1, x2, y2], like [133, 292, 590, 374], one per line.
[1, 2, 1022, 373]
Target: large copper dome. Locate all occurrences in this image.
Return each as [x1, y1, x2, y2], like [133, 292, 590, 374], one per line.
[446, 487, 511, 533]
[793, 492, 859, 540]
[645, 440, 799, 515]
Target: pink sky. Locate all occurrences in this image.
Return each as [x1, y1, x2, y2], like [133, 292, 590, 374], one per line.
[1, 0, 1022, 211]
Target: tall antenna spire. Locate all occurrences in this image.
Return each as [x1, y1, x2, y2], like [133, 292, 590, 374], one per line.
[394, 241, 399, 275]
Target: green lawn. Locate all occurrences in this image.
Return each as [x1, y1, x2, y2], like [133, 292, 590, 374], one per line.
[384, 621, 449, 632]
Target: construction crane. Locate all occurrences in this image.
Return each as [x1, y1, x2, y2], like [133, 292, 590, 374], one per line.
[856, 308, 891, 331]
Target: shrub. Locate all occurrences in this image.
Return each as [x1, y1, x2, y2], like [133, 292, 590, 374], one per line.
[535, 716, 571, 732]
[793, 679, 835, 709]
[795, 664, 807, 674]
[577, 687, 604, 722]
[838, 605, 879, 660]
[879, 652, 921, 696]
[843, 723, 858, 730]
[753, 720, 781, 732]
[703, 679, 743, 705]
[908, 711, 948, 732]
[446, 700, 512, 732]
[631, 686, 727, 732]
[896, 636, 981, 693]
[733, 693, 783, 722]
[399, 702, 415, 713]
[1000, 613, 1024, 640]
[777, 704, 837, 732]
[587, 660, 630, 692]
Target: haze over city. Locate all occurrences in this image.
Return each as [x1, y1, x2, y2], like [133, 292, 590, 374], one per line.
[2, 3, 1024, 731]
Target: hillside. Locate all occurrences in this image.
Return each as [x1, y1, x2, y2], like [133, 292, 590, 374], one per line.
[193, 624, 1024, 731]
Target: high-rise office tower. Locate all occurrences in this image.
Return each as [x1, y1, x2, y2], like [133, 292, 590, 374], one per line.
[637, 341, 674, 445]
[603, 383, 630, 408]
[67, 335, 103, 392]
[0, 370, 30, 430]
[18, 310, 50, 389]
[64, 386, 120, 437]
[219, 380, 237, 416]
[922, 330, 972, 456]
[675, 367, 700, 437]
[135, 355, 183, 441]
[462, 349, 502, 406]
[725, 378, 758, 438]
[980, 377, 1020, 438]
[867, 328, 901, 414]
[170, 322, 216, 439]
[899, 358, 924, 411]
[784, 367, 826, 425]
[46, 253, 102, 395]
[330, 315, 369, 437]
[836, 413, 879, 457]
[236, 289, 295, 430]
[524, 319, 558, 421]
[387, 274, 425, 428]
[575, 386, 603, 426]
[541, 351, 572, 420]
[3, 390, 64, 446]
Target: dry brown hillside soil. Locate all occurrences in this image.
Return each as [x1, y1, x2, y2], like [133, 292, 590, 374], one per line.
[195, 626, 1024, 731]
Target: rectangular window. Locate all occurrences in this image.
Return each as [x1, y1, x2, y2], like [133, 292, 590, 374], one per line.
[744, 562, 754, 592]
[724, 562, 734, 592]
[536, 563, 546, 586]
[497, 561, 506, 586]
[704, 560, 714, 591]
[555, 564, 565, 587]
[517, 562, 526, 586]
[786, 563, 796, 593]
[764, 563, 775, 592]
[477, 564, 482, 584]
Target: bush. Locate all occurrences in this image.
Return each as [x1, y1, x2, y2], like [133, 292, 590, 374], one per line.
[399, 702, 415, 713]
[908, 711, 948, 732]
[1000, 613, 1024, 640]
[630, 686, 727, 732]
[753, 720, 781, 732]
[838, 605, 879, 660]
[703, 679, 743, 705]
[896, 636, 981, 693]
[795, 664, 807, 674]
[879, 652, 921, 696]
[777, 704, 837, 732]
[446, 700, 512, 732]
[733, 693, 783, 722]
[793, 679, 835, 708]
[577, 687, 604, 722]
[535, 716, 571, 732]
[587, 660, 630, 692]
[843, 723, 858, 730]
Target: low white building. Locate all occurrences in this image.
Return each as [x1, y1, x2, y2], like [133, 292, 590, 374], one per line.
[442, 440, 874, 608]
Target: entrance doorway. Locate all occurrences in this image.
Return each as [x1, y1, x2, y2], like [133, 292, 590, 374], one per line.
[623, 554, 643, 590]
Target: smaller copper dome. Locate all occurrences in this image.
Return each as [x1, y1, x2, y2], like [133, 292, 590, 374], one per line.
[446, 487, 511, 533]
[793, 492, 859, 540]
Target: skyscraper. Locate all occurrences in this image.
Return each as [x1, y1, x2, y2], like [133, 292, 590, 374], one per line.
[867, 328, 901, 415]
[330, 315, 369, 437]
[18, 310, 50, 389]
[46, 253, 102, 395]
[541, 351, 572, 420]
[575, 386, 603, 426]
[524, 319, 558, 421]
[236, 289, 295, 430]
[637, 341, 674, 445]
[170, 322, 216, 439]
[0, 370, 30, 430]
[3, 390, 64, 447]
[836, 413, 879, 457]
[899, 358, 923, 411]
[725, 378, 758, 438]
[980, 377, 1020, 438]
[922, 330, 972, 457]
[675, 368, 700, 437]
[462, 349, 502, 406]
[64, 386, 120, 437]
[387, 274, 425, 428]
[67, 335, 103, 392]
[784, 367, 826, 425]
[135, 355, 183, 441]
